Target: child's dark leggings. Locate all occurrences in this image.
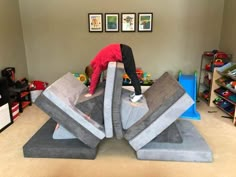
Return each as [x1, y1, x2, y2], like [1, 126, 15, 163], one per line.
[120, 44, 142, 95]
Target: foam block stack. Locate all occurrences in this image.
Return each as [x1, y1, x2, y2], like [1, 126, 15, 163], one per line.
[24, 72, 106, 159]
[24, 62, 213, 162]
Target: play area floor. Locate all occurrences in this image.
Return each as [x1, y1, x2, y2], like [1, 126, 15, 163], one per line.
[0, 102, 236, 177]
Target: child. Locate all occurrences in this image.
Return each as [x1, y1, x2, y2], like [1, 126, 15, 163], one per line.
[85, 43, 143, 102]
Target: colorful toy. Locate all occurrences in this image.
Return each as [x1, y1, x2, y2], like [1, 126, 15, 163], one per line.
[136, 68, 143, 80]
[222, 90, 231, 97]
[143, 72, 153, 85]
[205, 63, 211, 71]
[29, 80, 48, 90]
[123, 73, 131, 84]
[220, 101, 231, 109]
[214, 59, 224, 67]
[73, 73, 88, 84]
[122, 68, 153, 85]
[215, 52, 228, 59]
[213, 97, 223, 105]
[230, 81, 236, 89]
[202, 90, 210, 101]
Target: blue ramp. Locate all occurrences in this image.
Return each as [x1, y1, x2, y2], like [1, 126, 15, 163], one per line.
[178, 72, 200, 120]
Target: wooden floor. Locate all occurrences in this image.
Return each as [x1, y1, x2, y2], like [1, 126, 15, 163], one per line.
[0, 101, 236, 177]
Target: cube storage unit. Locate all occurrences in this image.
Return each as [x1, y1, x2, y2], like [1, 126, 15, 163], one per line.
[0, 77, 13, 132]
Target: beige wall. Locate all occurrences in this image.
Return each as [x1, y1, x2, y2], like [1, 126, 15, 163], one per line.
[0, 0, 27, 79]
[220, 0, 236, 61]
[19, 0, 224, 83]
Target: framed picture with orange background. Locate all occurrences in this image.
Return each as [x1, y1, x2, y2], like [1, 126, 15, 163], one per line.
[88, 13, 103, 32]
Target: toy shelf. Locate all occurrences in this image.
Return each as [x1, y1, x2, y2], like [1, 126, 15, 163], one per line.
[198, 52, 232, 107]
[213, 63, 236, 126]
[21, 101, 31, 109]
[21, 91, 30, 98]
[214, 87, 236, 105]
[215, 77, 236, 94]
[9, 85, 32, 113]
[198, 67, 221, 107]
[213, 99, 234, 118]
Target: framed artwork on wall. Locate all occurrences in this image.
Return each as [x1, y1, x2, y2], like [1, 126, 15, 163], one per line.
[138, 13, 153, 32]
[105, 13, 119, 32]
[121, 13, 136, 32]
[88, 13, 103, 32]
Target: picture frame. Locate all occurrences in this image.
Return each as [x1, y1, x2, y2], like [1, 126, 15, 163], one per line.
[121, 13, 136, 32]
[138, 13, 153, 32]
[105, 13, 119, 32]
[88, 13, 103, 32]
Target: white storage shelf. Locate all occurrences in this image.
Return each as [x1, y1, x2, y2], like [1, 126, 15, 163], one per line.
[0, 103, 12, 130]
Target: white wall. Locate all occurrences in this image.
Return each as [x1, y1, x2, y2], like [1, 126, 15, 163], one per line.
[0, 0, 27, 79]
[19, 0, 224, 83]
[220, 0, 236, 60]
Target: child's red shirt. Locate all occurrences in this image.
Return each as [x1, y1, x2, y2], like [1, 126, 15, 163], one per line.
[89, 43, 122, 94]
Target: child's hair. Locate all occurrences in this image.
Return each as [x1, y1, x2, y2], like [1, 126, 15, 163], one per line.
[85, 65, 93, 78]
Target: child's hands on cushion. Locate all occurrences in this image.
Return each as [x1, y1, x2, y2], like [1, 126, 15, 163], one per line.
[85, 93, 92, 97]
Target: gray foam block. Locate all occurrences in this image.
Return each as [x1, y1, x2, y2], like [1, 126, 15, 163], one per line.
[112, 62, 125, 139]
[125, 72, 187, 141]
[76, 84, 105, 126]
[23, 118, 97, 159]
[137, 120, 213, 162]
[103, 62, 116, 138]
[35, 94, 101, 148]
[53, 123, 76, 139]
[41, 72, 105, 140]
[54, 86, 105, 140]
[121, 89, 149, 130]
[153, 122, 183, 143]
[129, 93, 194, 151]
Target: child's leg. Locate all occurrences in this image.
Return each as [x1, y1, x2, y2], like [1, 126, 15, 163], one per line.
[121, 44, 141, 95]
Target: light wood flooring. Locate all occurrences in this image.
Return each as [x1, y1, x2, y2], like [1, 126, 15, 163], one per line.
[0, 101, 236, 177]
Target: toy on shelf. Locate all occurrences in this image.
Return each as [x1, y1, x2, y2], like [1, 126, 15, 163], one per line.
[202, 90, 210, 101]
[123, 74, 131, 85]
[215, 87, 236, 104]
[143, 72, 152, 85]
[203, 73, 212, 87]
[136, 68, 143, 80]
[214, 59, 224, 67]
[230, 81, 236, 89]
[203, 50, 229, 59]
[213, 97, 235, 116]
[203, 50, 231, 72]
[122, 68, 153, 85]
